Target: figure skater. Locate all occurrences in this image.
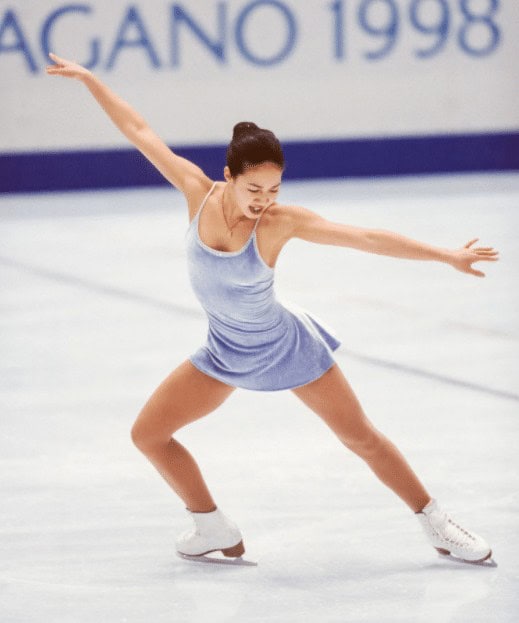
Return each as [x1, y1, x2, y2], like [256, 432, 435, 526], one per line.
[46, 52, 499, 565]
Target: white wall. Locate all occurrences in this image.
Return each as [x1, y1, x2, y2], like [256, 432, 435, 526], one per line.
[1, 0, 518, 153]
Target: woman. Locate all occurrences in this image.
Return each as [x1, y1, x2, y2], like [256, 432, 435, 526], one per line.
[46, 52, 499, 565]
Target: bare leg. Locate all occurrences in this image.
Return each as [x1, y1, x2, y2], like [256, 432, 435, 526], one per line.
[131, 359, 236, 512]
[291, 363, 431, 513]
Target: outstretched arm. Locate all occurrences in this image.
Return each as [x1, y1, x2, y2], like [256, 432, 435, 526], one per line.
[288, 205, 500, 278]
[45, 52, 209, 194]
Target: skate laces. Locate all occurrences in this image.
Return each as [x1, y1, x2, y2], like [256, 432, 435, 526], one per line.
[431, 508, 476, 548]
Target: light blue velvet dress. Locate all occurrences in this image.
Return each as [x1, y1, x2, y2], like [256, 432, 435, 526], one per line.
[185, 181, 341, 391]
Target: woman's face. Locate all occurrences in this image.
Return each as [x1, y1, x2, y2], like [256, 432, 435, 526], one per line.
[224, 162, 283, 219]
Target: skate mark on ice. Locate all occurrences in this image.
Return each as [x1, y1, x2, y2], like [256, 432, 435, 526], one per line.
[342, 349, 519, 403]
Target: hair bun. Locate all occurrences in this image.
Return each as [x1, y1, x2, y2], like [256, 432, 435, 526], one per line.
[232, 121, 259, 140]
[226, 121, 284, 177]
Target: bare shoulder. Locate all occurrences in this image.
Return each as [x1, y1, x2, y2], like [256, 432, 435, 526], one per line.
[264, 203, 322, 241]
[183, 176, 219, 223]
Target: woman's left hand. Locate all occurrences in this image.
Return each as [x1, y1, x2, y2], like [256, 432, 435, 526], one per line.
[449, 238, 500, 277]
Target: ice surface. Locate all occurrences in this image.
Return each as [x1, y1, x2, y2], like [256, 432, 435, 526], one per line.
[1, 173, 518, 622]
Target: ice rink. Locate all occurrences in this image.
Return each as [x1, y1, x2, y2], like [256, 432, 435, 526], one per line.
[1, 173, 518, 622]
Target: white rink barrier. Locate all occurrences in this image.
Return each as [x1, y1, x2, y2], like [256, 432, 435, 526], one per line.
[1, 1, 518, 191]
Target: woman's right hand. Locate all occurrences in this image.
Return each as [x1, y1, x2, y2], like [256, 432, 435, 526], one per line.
[45, 52, 92, 81]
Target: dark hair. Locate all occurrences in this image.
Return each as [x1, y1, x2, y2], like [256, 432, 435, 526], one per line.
[226, 121, 285, 178]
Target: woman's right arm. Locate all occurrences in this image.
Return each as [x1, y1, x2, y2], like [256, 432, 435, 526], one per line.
[46, 52, 210, 194]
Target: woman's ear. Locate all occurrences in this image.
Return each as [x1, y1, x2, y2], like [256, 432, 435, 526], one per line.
[223, 166, 232, 182]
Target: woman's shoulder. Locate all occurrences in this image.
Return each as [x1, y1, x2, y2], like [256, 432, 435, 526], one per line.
[264, 201, 299, 220]
[262, 202, 308, 241]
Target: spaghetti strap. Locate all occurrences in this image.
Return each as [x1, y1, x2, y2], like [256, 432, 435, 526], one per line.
[194, 181, 218, 221]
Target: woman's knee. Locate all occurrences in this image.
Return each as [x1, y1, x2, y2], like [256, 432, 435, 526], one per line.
[131, 421, 154, 453]
[130, 409, 174, 453]
[341, 426, 384, 459]
[131, 360, 234, 452]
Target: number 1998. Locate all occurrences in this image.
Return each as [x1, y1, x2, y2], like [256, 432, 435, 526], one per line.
[330, 0, 501, 60]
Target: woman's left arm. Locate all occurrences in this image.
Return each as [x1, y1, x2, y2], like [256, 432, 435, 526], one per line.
[289, 205, 500, 278]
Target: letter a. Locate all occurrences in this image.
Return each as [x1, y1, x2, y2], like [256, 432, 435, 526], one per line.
[0, 9, 38, 72]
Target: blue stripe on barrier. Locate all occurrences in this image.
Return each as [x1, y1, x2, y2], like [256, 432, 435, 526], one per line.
[1, 132, 518, 194]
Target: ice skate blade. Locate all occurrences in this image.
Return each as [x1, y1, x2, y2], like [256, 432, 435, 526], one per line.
[176, 551, 258, 566]
[435, 548, 497, 567]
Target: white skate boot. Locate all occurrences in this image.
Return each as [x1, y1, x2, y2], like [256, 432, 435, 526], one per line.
[416, 498, 493, 563]
[175, 507, 255, 565]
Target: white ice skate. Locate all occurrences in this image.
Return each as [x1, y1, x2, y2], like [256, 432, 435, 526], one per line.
[175, 507, 257, 566]
[416, 498, 494, 564]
